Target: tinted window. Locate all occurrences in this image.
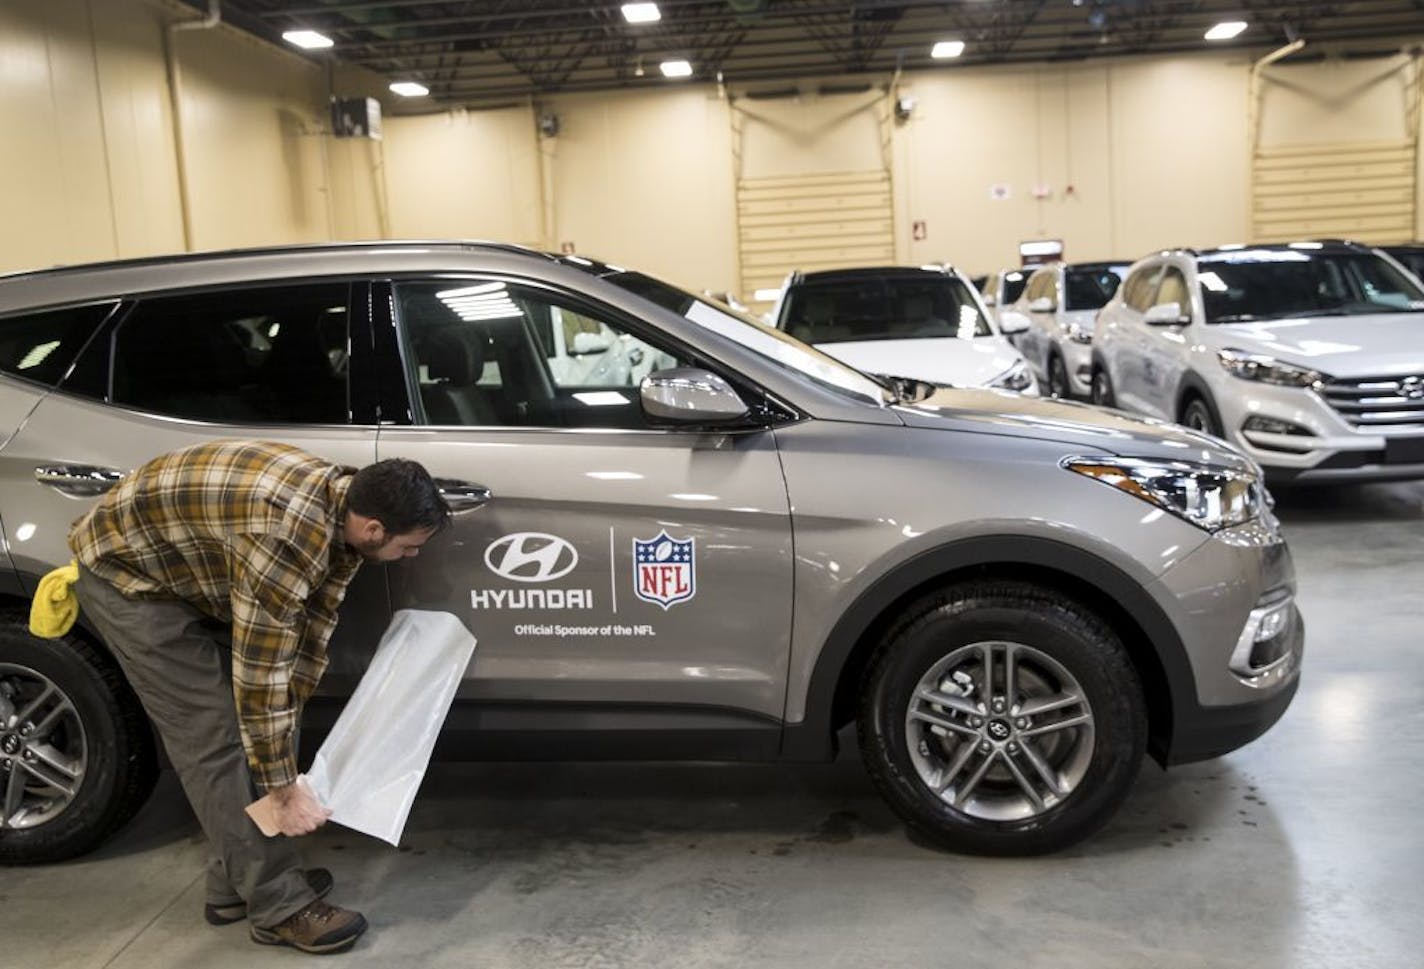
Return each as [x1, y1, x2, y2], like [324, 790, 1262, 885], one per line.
[1383, 248, 1424, 282]
[1001, 271, 1030, 304]
[1197, 251, 1424, 323]
[781, 276, 992, 344]
[111, 284, 350, 423]
[0, 302, 114, 388]
[1064, 266, 1126, 311]
[396, 280, 688, 430]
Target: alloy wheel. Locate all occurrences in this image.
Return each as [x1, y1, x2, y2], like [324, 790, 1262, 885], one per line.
[904, 641, 1095, 822]
[0, 664, 88, 830]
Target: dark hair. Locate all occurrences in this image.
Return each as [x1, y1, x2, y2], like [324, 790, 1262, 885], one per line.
[347, 459, 449, 535]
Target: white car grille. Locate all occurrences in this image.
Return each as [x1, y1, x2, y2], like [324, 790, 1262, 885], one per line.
[1321, 375, 1424, 430]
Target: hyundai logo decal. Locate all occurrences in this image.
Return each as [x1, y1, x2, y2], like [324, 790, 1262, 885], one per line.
[484, 532, 579, 583]
[1401, 376, 1424, 401]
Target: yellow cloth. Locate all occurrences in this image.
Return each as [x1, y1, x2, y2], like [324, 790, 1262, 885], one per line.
[29, 560, 80, 639]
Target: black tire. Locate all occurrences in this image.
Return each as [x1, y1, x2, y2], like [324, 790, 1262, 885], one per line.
[1090, 365, 1116, 407]
[857, 582, 1146, 856]
[1180, 394, 1223, 439]
[0, 616, 157, 864]
[1047, 353, 1071, 399]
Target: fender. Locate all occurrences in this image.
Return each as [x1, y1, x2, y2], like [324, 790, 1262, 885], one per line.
[1175, 370, 1222, 425]
[779, 535, 1197, 764]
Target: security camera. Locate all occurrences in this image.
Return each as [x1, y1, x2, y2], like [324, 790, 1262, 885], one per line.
[538, 112, 560, 138]
[894, 95, 917, 122]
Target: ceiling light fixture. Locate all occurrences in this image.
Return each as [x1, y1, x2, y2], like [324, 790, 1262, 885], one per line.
[660, 59, 693, 78]
[622, 2, 661, 23]
[282, 29, 334, 50]
[389, 81, 429, 97]
[1205, 21, 1248, 41]
[931, 40, 966, 59]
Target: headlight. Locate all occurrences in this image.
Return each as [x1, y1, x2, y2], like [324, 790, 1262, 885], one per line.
[990, 360, 1034, 391]
[1062, 456, 1263, 532]
[1065, 322, 1093, 345]
[1217, 349, 1323, 388]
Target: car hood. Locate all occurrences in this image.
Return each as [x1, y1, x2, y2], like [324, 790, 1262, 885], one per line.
[1213, 313, 1424, 378]
[894, 387, 1255, 471]
[812, 337, 1021, 388]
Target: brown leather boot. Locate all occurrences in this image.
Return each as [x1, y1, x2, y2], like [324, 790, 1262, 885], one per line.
[205, 868, 334, 926]
[250, 898, 368, 954]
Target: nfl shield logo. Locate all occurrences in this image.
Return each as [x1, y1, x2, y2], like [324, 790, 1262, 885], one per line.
[633, 531, 696, 609]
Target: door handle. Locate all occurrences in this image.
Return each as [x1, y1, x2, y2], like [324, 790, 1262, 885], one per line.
[435, 479, 492, 513]
[35, 464, 125, 498]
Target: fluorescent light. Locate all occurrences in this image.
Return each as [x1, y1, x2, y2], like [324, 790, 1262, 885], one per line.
[1205, 21, 1247, 41]
[389, 81, 429, 97]
[660, 59, 693, 78]
[931, 40, 965, 59]
[282, 30, 334, 50]
[753, 288, 781, 301]
[621, 3, 661, 23]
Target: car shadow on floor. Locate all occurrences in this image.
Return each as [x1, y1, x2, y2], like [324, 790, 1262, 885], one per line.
[1271, 480, 1424, 524]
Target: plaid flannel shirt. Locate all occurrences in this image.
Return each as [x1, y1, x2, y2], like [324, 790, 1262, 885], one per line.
[69, 440, 364, 792]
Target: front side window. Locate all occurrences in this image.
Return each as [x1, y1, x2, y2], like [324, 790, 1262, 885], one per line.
[780, 277, 993, 345]
[1197, 251, 1424, 324]
[1154, 269, 1190, 311]
[0, 302, 115, 388]
[1123, 266, 1163, 311]
[111, 284, 350, 423]
[396, 279, 689, 429]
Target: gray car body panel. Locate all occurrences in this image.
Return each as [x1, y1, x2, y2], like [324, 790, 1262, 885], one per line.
[0, 241, 1300, 768]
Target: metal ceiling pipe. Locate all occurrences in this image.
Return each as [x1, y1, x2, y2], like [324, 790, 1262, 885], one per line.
[1247, 37, 1307, 244]
[164, 0, 223, 251]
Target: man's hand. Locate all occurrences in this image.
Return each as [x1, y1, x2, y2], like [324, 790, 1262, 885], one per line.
[268, 779, 332, 836]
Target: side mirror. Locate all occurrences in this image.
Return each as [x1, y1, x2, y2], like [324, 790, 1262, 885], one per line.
[640, 368, 749, 424]
[997, 310, 1031, 335]
[571, 331, 613, 354]
[1143, 302, 1190, 326]
[1028, 296, 1055, 313]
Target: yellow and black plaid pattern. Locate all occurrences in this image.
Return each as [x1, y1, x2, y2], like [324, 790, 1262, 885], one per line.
[69, 441, 363, 791]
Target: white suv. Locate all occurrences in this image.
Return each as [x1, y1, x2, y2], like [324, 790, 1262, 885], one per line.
[1092, 242, 1424, 483]
[1000, 261, 1128, 398]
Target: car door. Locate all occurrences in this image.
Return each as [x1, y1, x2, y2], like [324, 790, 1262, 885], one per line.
[370, 275, 795, 738]
[0, 279, 388, 687]
[1108, 263, 1165, 414]
[1139, 265, 1193, 419]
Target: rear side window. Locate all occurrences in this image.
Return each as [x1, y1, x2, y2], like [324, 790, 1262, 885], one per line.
[111, 284, 351, 424]
[0, 302, 114, 388]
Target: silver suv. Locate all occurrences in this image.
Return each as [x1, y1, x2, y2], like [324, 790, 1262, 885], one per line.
[999, 261, 1129, 399]
[1092, 242, 1424, 483]
[0, 243, 1302, 862]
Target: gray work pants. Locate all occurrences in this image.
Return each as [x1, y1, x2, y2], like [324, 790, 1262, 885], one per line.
[75, 566, 316, 928]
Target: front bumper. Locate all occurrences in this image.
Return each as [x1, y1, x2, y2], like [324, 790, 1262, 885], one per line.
[1215, 378, 1424, 483]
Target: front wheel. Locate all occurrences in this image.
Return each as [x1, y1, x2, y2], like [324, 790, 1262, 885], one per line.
[1090, 366, 1116, 407]
[1180, 395, 1223, 438]
[1047, 354, 1071, 399]
[857, 582, 1146, 855]
[0, 618, 157, 864]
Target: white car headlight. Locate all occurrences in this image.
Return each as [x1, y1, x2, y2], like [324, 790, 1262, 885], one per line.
[990, 360, 1034, 391]
[1065, 322, 1093, 345]
[1062, 457, 1263, 532]
[1217, 349, 1323, 388]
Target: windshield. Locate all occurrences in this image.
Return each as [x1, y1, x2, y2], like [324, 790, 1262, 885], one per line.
[600, 270, 887, 405]
[1198, 250, 1424, 323]
[780, 276, 993, 345]
[1064, 265, 1127, 311]
[1386, 248, 1424, 280]
[1001, 271, 1030, 305]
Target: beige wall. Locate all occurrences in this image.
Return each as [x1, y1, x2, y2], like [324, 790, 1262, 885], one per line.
[1, 0, 1419, 297]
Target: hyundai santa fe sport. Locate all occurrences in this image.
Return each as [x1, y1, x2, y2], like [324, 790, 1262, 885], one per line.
[0, 242, 1301, 862]
[1092, 241, 1424, 483]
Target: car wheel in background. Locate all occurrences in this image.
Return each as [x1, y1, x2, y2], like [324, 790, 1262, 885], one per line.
[1090, 367, 1116, 407]
[0, 617, 157, 864]
[1180, 395, 1223, 439]
[1047, 354, 1071, 399]
[857, 582, 1146, 856]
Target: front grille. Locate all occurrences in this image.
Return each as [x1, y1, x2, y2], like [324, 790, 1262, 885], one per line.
[1320, 374, 1424, 430]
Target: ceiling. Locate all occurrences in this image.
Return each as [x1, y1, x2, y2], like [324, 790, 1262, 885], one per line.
[194, 1, 1424, 109]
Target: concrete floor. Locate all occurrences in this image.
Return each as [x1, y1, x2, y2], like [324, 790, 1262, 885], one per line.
[5, 482, 1424, 968]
